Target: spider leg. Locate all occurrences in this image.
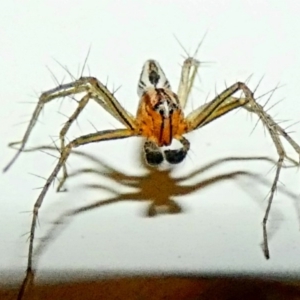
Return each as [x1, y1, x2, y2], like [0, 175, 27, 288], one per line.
[4, 77, 135, 172]
[143, 140, 164, 166]
[185, 82, 250, 128]
[164, 136, 190, 164]
[144, 136, 190, 166]
[57, 83, 135, 191]
[56, 94, 90, 191]
[176, 32, 208, 110]
[18, 128, 135, 300]
[186, 82, 300, 259]
[193, 95, 300, 161]
[177, 57, 200, 109]
[242, 99, 300, 259]
[245, 101, 300, 160]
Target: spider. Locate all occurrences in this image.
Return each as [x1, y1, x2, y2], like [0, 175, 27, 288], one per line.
[3, 51, 300, 298]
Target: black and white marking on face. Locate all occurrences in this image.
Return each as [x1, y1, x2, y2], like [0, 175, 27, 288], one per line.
[137, 60, 171, 97]
[154, 89, 179, 119]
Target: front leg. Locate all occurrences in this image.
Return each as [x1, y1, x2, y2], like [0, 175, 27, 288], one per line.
[4, 76, 135, 173]
[177, 57, 200, 109]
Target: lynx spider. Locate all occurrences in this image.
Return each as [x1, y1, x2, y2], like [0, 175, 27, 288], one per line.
[4, 47, 300, 298]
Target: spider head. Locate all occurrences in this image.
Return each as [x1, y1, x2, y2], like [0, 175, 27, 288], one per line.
[137, 60, 171, 97]
[153, 93, 179, 119]
[137, 88, 185, 146]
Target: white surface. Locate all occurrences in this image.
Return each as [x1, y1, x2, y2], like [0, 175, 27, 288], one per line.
[1, 0, 300, 283]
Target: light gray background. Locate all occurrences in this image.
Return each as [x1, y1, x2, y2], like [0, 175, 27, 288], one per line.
[1, 0, 300, 284]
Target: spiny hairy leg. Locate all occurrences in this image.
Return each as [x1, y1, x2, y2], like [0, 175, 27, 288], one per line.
[18, 128, 134, 300]
[56, 94, 90, 191]
[175, 32, 207, 109]
[143, 140, 164, 166]
[244, 100, 300, 162]
[4, 76, 135, 173]
[4, 80, 88, 173]
[194, 93, 300, 164]
[143, 137, 190, 166]
[177, 57, 200, 109]
[164, 136, 190, 164]
[243, 97, 300, 258]
[186, 81, 300, 258]
[196, 93, 300, 162]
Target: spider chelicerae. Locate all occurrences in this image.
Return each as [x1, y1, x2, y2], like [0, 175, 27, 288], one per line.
[4, 50, 300, 299]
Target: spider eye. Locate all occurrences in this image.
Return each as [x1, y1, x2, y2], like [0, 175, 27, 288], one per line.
[154, 100, 176, 118]
[164, 102, 178, 114]
[158, 108, 165, 116]
[171, 102, 178, 110]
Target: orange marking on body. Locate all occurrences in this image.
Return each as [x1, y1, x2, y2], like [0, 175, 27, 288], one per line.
[136, 88, 188, 146]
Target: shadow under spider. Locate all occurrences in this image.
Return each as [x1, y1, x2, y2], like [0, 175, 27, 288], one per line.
[68, 155, 273, 217]
[31, 145, 298, 262]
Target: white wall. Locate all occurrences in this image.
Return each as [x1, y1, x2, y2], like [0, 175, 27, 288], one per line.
[1, 0, 300, 284]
